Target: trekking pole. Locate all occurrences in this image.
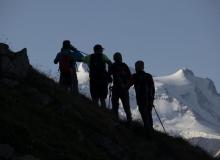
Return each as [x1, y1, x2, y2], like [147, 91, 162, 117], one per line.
[153, 105, 167, 134]
[79, 50, 89, 56]
[108, 84, 112, 108]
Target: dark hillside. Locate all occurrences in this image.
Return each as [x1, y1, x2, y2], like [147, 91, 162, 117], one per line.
[0, 46, 215, 160]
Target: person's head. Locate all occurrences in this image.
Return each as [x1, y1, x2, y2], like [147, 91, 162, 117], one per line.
[113, 52, 122, 63]
[93, 44, 104, 54]
[62, 40, 71, 49]
[135, 60, 144, 72]
[62, 40, 76, 51]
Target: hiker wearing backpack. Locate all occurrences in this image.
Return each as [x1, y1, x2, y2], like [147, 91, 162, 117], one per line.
[128, 61, 155, 135]
[83, 44, 112, 107]
[108, 52, 132, 123]
[54, 40, 84, 93]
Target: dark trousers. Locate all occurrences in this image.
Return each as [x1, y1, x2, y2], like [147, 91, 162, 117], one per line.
[90, 80, 108, 108]
[138, 104, 153, 132]
[111, 87, 132, 122]
[60, 71, 78, 94]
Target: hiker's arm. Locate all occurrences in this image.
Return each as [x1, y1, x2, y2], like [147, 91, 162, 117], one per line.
[108, 64, 113, 75]
[125, 64, 132, 86]
[82, 55, 90, 65]
[103, 54, 112, 65]
[150, 75, 155, 100]
[107, 64, 113, 83]
[127, 75, 134, 89]
[125, 64, 131, 77]
[54, 53, 60, 64]
[103, 54, 112, 73]
[73, 50, 84, 62]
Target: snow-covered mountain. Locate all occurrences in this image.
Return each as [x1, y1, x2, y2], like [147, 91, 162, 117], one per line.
[77, 63, 220, 157]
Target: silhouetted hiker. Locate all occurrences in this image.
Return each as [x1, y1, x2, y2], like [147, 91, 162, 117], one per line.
[83, 44, 112, 107]
[54, 40, 84, 93]
[129, 61, 155, 136]
[108, 52, 132, 123]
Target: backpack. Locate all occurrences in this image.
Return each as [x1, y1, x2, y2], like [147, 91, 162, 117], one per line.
[59, 55, 73, 74]
[112, 63, 130, 87]
[89, 53, 107, 80]
[133, 72, 154, 101]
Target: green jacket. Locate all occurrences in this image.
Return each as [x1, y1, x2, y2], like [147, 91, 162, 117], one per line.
[82, 53, 112, 66]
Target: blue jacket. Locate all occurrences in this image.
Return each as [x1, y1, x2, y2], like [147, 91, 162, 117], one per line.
[54, 49, 84, 69]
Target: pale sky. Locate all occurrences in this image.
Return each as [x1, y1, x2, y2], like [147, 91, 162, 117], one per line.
[1, 0, 220, 91]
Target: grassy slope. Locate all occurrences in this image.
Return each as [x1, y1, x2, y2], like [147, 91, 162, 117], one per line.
[0, 67, 215, 160]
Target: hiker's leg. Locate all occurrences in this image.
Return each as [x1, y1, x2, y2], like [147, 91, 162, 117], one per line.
[99, 82, 108, 108]
[90, 80, 98, 105]
[59, 72, 63, 85]
[121, 91, 132, 123]
[59, 72, 66, 87]
[139, 106, 150, 129]
[60, 72, 70, 90]
[147, 105, 153, 130]
[92, 98, 99, 105]
[139, 105, 153, 137]
[100, 98, 106, 108]
[111, 87, 120, 118]
[72, 73, 79, 94]
[63, 72, 72, 91]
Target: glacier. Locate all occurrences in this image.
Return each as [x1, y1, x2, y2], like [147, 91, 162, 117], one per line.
[76, 63, 220, 157]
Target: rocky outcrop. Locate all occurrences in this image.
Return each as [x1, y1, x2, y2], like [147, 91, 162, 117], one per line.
[0, 43, 30, 79]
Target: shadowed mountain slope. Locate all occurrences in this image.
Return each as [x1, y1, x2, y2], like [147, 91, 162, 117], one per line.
[0, 47, 216, 160]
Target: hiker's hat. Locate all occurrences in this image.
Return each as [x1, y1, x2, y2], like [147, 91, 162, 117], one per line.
[135, 60, 144, 71]
[113, 52, 122, 62]
[62, 40, 72, 49]
[93, 44, 104, 51]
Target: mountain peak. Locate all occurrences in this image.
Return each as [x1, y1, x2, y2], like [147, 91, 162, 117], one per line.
[158, 68, 195, 82]
[176, 68, 194, 77]
[169, 68, 195, 81]
[182, 68, 194, 76]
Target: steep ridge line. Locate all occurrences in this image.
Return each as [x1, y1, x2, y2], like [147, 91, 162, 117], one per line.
[0, 46, 216, 159]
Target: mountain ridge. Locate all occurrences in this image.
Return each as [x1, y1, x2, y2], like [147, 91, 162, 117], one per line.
[0, 47, 217, 159]
[77, 63, 220, 157]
